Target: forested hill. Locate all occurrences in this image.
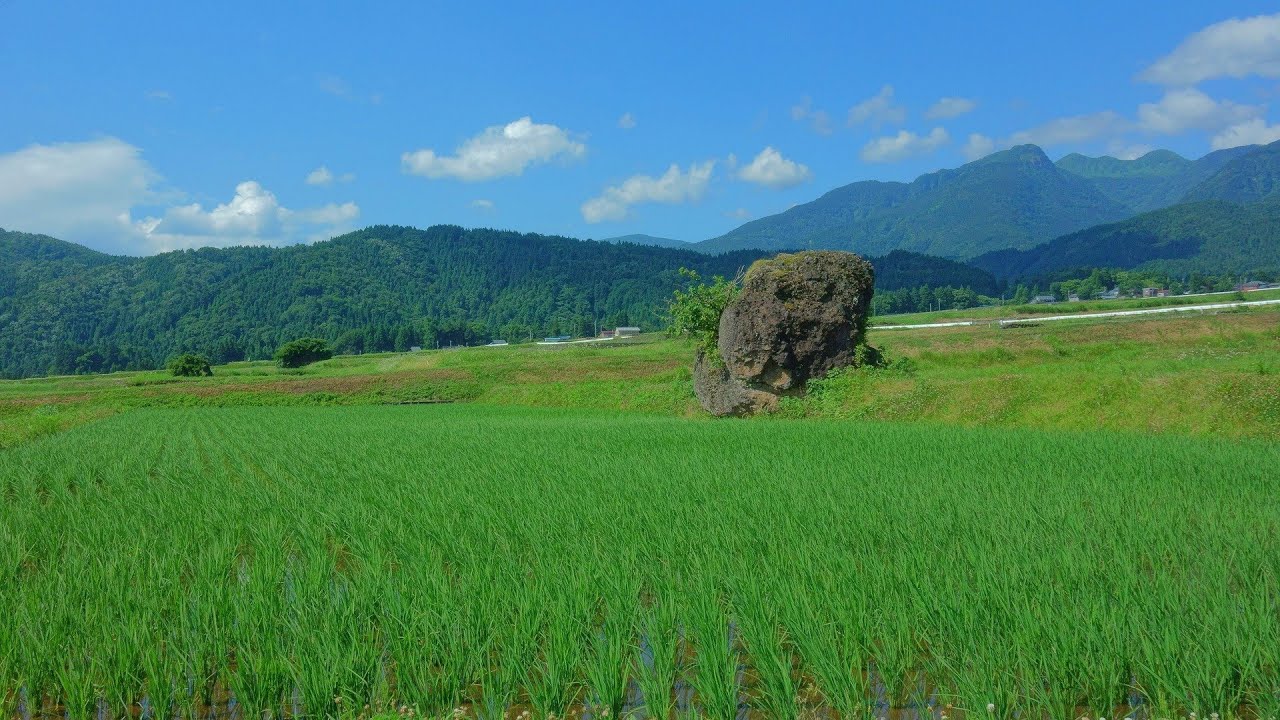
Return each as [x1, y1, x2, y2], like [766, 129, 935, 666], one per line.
[0, 225, 995, 378]
[970, 197, 1280, 280]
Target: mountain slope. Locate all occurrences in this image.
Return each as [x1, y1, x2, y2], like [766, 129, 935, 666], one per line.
[0, 226, 996, 379]
[1180, 140, 1280, 204]
[1056, 146, 1259, 212]
[696, 145, 1133, 259]
[970, 197, 1280, 279]
[599, 233, 690, 249]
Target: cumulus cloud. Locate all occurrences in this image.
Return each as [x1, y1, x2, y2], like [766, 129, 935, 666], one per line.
[0, 137, 160, 251]
[1141, 13, 1280, 86]
[305, 165, 355, 186]
[860, 127, 950, 163]
[618, 112, 636, 129]
[1211, 118, 1280, 149]
[135, 181, 360, 252]
[735, 147, 812, 189]
[402, 117, 586, 181]
[1137, 89, 1260, 134]
[0, 138, 359, 255]
[580, 161, 715, 223]
[790, 96, 833, 135]
[848, 85, 907, 128]
[962, 133, 996, 160]
[470, 198, 496, 212]
[924, 97, 977, 119]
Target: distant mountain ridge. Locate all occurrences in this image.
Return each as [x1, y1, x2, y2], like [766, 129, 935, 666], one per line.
[598, 233, 690, 249]
[972, 195, 1280, 280]
[697, 140, 1280, 278]
[1055, 146, 1255, 213]
[695, 145, 1133, 259]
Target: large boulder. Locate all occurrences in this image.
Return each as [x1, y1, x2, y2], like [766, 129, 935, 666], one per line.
[694, 251, 875, 416]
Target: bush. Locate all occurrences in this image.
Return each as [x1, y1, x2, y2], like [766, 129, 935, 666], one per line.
[167, 353, 213, 377]
[667, 268, 740, 354]
[274, 338, 333, 368]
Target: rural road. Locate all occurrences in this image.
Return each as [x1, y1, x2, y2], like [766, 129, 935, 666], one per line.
[874, 297, 1280, 332]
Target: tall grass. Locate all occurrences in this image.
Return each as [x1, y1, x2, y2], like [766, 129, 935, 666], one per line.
[1, 405, 1278, 718]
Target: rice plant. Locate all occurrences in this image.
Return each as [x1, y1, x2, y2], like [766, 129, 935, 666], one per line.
[0, 404, 1277, 719]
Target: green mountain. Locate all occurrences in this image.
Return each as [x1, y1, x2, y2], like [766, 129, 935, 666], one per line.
[971, 196, 1280, 280]
[1056, 146, 1255, 212]
[1180, 140, 1280, 204]
[599, 233, 690, 249]
[695, 145, 1133, 259]
[0, 226, 995, 379]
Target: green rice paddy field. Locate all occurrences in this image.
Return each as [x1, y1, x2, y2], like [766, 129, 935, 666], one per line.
[3, 404, 1279, 720]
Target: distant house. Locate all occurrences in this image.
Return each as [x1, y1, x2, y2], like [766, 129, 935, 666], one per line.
[486, 340, 509, 347]
[409, 346, 422, 352]
[1030, 295, 1057, 304]
[599, 329, 616, 338]
[1141, 287, 1168, 298]
[542, 336, 572, 343]
[1098, 287, 1121, 300]
[1067, 293, 1081, 302]
[615, 326, 641, 337]
[1237, 280, 1277, 291]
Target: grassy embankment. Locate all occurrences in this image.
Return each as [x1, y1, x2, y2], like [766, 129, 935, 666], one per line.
[1, 304, 1278, 449]
[3, 405, 1278, 719]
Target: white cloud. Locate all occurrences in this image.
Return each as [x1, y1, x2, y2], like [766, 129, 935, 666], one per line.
[0, 138, 160, 251]
[962, 133, 996, 160]
[146, 90, 172, 101]
[580, 161, 715, 223]
[0, 138, 358, 255]
[306, 166, 334, 186]
[137, 181, 360, 252]
[848, 85, 907, 128]
[1211, 118, 1280, 149]
[402, 117, 586, 182]
[1107, 141, 1156, 160]
[735, 147, 812, 189]
[860, 127, 950, 163]
[618, 112, 636, 129]
[790, 96, 833, 135]
[317, 74, 351, 98]
[724, 207, 751, 220]
[305, 165, 354, 186]
[1137, 89, 1260, 134]
[924, 97, 977, 119]
[1005, 111, 1126, 147]
[1141, 13, 1280, 86]
[470, 198, 496, 212]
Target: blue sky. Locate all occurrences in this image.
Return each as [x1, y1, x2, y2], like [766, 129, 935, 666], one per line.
[2, 1, 1280, 254]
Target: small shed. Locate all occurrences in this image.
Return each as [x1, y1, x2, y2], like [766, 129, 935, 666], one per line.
[615, 326, 641, 337]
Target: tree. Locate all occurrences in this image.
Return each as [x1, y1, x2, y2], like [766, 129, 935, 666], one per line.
[667, 268, 740, 353]
[168, 353, 213, 377]
[274, 337, 333, 368]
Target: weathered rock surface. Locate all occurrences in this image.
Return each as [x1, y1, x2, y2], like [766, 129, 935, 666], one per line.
[695, 250, 875, 416]
[692, 351, 779, 417]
